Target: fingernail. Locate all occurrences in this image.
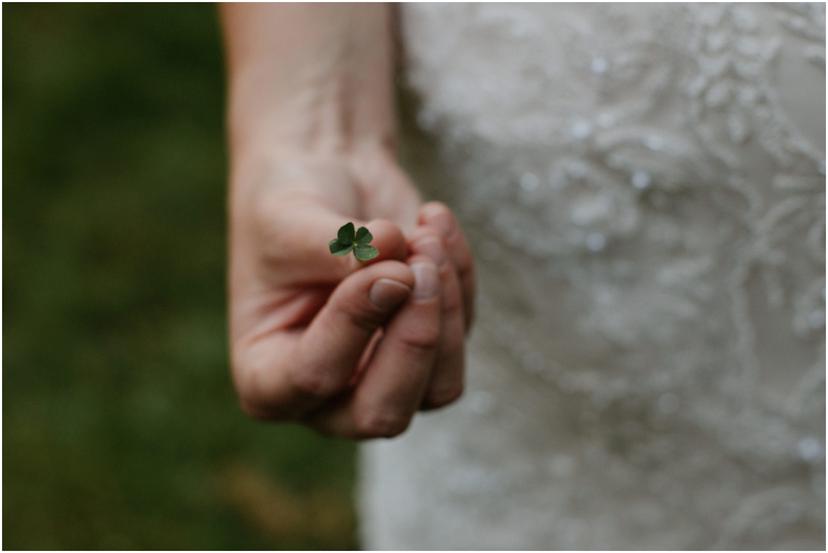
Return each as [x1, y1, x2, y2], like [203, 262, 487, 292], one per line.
[412, 262, 439, 300]
[369, 278, 412, 310]
[413, 237, 447, 266]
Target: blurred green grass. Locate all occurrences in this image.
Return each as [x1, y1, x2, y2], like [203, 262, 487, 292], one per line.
[4, 4, 357, 549]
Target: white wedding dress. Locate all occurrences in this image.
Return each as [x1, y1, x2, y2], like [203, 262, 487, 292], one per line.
[359, 4, 826, 549]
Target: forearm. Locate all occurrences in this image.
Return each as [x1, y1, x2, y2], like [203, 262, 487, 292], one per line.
[221, 3, 397, 164]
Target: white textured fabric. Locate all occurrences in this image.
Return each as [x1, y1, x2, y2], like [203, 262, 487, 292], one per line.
[358, 4, 826, 549]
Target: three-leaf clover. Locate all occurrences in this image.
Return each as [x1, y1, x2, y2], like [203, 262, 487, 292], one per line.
[329, 222, 379, 261]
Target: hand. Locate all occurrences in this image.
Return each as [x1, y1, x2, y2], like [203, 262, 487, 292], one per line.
[228, 150, 475, 438]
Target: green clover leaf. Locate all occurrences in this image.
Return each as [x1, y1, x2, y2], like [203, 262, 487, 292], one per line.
[329, 222, 379, 261]
[328, 239, 352, 256]
[337, 222, 355, 245]
[354, 244, 379, 261]
[355, 226, 372, 245]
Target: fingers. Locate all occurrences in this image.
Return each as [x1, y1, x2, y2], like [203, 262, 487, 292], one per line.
[418, 202, 476, 330]
[310, 255, 442, 438]
[235, 259, 418, 421]
[422, 266, 464, 409]
[255, 192, 408, 284]
[293, 260, 414, 398]
[407, 228, 465, 410]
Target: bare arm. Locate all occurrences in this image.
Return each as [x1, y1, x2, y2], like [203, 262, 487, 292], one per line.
[222, 4, 396, 163]
[221, 4, 474, 438]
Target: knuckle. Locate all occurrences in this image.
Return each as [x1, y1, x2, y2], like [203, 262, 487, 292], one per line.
[332, 286, 391, 332]
[355, 409, 411, 439]
[231, 356, 270, 413]
[409, 226, 442, 245]
[425, 385, 464, 409]
[342, 303, 387, 334]
[450, 239, 475, 273]
[289, 366, 341, 399]
[398, 327, 441, 355]
[233, 376, 287, 422]
[442, 285, 464, 314]
[231, 342, 313, 421]
[399, 339, 437, 359]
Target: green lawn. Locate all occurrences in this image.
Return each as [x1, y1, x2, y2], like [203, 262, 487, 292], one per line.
[4, 4, 357, 549]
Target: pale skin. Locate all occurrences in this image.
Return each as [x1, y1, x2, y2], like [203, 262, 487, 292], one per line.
[222, 4, 475, 439]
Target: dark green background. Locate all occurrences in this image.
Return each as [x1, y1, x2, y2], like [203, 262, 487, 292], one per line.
[4, 4, 356, 549]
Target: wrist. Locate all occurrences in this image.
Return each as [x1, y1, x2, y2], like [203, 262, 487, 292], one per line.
[228, 76, 396, 156]
[228, 136, 398, 192]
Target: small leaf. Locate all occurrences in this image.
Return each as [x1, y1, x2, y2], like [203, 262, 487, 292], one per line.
[355, 226, 373, 245]
[353, 244, 379, 261]
[329, 239, 352, 256]
[337, 222, 355, 245]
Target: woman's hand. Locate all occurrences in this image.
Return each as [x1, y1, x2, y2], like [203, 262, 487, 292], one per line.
[228, 150, 474, 438]
[222, 4, 474, 438]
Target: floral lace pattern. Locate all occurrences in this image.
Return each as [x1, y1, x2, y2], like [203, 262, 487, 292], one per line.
[359, 4, 825, 549]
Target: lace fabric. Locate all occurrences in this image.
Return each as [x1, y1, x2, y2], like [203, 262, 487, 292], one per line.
[359, 4, 825, 549]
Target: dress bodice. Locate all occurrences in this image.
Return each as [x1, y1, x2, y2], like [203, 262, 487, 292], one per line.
[359, 4, 826, 549]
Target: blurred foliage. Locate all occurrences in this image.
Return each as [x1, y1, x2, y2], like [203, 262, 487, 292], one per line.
[4, 4, 356, 549]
